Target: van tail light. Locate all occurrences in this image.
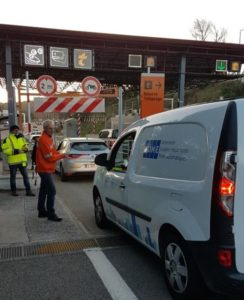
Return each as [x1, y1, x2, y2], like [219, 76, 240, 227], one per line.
[217, 249, 232, 267]
[215, 151, 236, 217]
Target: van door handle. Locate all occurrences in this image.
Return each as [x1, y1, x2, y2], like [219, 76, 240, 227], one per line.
[120, 183, 126, 189]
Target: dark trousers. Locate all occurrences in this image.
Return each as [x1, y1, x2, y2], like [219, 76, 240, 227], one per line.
[9, 164, 31, 192]
[38, 173, 56, 215]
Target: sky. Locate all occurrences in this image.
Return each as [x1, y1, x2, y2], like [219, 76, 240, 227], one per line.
[1, 0, 244, 43]
[1, 0, 244, 103]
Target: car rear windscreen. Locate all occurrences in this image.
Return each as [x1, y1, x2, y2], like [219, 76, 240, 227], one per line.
[71, 142, 108, 151]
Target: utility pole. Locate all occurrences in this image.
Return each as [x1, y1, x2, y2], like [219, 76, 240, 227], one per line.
[5, 43, 17, 128]
[26, 71, 31, 133]
[118, 87, 124, 135]
[239, 29, 244, 44]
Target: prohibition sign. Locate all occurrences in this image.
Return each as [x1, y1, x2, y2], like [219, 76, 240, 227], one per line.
[81, 76, 101, 97]
[36, 75, 57, 96]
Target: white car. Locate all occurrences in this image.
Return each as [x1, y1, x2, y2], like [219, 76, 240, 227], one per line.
[56, 137, 109, 181]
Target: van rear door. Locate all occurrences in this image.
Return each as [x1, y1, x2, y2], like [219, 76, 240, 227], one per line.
[233, 99, 244, 273]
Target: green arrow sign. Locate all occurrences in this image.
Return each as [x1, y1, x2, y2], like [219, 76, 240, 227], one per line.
[216, 60, 228, 72]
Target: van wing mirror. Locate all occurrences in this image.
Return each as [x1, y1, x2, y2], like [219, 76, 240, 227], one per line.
[95, 153, 109, 167]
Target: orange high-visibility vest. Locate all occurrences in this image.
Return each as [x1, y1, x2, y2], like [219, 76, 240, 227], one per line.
[36, 131, 63, 173]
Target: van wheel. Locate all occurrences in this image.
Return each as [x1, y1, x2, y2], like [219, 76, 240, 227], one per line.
[94, 192, 108, 228]
[161, 233, 207, 300]
[60, 165, 67, 182]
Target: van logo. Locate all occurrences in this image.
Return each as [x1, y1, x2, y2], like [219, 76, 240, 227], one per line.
[143, 140, 161, 159]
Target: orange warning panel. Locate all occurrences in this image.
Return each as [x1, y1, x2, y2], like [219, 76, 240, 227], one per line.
[140, 73, 165, 118]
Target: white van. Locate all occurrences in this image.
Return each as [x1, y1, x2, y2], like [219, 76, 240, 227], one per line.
[93, 99, 244, 299]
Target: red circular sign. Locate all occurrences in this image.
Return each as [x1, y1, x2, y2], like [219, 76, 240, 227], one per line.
[36, 75, 57, 96]
[81, 76, 101, 97]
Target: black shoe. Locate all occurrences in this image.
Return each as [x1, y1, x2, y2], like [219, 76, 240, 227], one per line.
[38, 211, 48, 218]
[26, 191, 35, 196]
[48, 214, 62, 222]
[12, 191, 18, 196]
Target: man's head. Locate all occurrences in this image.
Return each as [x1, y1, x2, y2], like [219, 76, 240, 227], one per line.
[43, 120, 55, 136]
[10, 125, 19, 135]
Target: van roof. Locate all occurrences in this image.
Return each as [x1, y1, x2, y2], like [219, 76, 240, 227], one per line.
[125, 99, 244, 131]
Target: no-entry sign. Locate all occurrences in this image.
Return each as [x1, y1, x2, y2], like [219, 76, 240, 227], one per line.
[36, 75, 57, 96]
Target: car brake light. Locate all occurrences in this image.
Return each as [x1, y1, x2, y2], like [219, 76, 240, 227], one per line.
[217, 249, 232, 267]
[216, 151, 236, 217]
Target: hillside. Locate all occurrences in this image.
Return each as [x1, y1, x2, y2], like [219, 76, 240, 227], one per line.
[184, 78, 244, 105]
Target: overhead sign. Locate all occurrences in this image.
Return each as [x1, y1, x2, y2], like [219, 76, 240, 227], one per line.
[50, 47, 69, 68]
[81, 76, 101, 97]
[36, 75, 57, 96]
[74, 49, 93, 69]
[216, 60, 228, 72]
[140, 73, 165, 118]
[128, 54, 142, 68]
[230, 61, 241, 72]
[24, 45, 44, 66]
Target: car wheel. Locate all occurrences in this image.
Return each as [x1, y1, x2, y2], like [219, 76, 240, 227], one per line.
[94, 192, 108, 228]
[160, 232, 207, 300]
[60, 164, 67, 182]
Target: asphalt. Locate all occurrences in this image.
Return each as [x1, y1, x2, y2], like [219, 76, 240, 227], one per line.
[0, 155, 86, 248]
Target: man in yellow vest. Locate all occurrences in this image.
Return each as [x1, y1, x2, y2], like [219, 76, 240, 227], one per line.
[1, 125, 35, 196]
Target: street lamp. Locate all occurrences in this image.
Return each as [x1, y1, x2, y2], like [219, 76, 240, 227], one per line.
[239, 29, 244, 44]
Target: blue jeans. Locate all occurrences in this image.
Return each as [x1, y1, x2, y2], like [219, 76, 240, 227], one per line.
[9, 164, 31, 192]
[38, 173, 56, 215]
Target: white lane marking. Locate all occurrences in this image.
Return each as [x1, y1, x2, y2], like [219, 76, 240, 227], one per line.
[85, 248, 138, 300]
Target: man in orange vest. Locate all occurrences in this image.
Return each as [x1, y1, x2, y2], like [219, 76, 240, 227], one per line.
[36, 120, 65, 221]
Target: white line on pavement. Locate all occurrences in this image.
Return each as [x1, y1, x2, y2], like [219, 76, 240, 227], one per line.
[84, 248, 138, 300]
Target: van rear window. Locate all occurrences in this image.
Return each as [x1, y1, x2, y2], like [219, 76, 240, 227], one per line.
[135, 123, 208, 181]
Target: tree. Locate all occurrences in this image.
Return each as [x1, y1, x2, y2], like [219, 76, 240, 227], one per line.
[191, 19, 227, 42]
[211, 25, 227, 42]
[191, 19, 213, 41]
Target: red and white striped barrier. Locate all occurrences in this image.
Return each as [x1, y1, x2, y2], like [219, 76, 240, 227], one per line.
[34, 96, 105, 113]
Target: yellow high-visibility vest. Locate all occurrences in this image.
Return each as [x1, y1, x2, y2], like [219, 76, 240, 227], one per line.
[1, 133, 29, 166]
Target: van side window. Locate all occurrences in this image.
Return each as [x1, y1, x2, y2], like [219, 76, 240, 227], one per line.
[135, 123, 208, 181]
[111, 132, 135, 172]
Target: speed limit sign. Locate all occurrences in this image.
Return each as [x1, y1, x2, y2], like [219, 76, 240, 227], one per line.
[81, 76, 101, 97]
[36, 75, 57, 96]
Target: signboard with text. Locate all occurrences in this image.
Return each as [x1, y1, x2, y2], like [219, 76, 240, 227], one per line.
[140, 73, 165, 118]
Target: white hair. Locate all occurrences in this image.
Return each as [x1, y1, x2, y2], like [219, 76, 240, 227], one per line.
[43, 120, 54, 129]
